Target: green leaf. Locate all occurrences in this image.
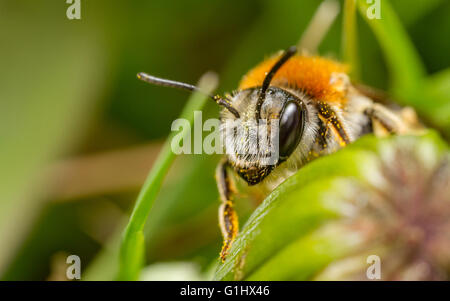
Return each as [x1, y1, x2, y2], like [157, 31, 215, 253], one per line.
[214, 131, 448, 280]
[424, 68, 450, 133]
[214, 149, 372, 280]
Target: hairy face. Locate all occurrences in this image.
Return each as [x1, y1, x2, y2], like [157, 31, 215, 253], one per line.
[220, 87, 307, 185]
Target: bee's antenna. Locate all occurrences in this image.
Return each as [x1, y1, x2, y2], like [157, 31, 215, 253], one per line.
[137, 72, 240, 118]
[255, 46, 297, 120]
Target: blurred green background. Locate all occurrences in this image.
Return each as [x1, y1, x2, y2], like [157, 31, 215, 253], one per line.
[0, 0, 449, 280]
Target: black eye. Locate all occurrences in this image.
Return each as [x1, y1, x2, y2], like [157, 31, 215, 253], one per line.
[278, 101, 305, 160]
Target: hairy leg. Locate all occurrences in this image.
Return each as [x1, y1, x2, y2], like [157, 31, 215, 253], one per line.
[364, 103, 406, 135]
[216, 159, 239, 262]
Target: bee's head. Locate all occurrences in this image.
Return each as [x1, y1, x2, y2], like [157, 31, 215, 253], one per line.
[137, 46, 305, 185]
[221, 86, 307, 185]
[219, 46, 308, 185]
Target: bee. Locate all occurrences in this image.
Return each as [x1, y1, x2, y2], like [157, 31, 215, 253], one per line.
[137, 45, 419, 262]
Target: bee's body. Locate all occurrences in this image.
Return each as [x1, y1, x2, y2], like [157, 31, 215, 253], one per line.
[216, 51, 418, 260]
[137, 48, 419, 262]
[221, 54, 410, 188]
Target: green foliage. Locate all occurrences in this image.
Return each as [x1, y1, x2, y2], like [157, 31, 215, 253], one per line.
[214, 131, 448, 280]
[118, 75, 217, 280]
[357, 0, 450, 135]
[342, 0, 360, 79]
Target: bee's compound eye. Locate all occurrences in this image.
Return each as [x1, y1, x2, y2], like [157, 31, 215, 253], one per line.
[278, 101, 305, 160]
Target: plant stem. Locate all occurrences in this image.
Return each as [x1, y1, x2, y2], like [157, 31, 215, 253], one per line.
[117, 72, 218, 280]
[342, 0, 360, 80]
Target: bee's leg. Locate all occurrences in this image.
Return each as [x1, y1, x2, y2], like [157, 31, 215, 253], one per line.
[216, 159, 239, 262]
[364, 104, 404, 135]
[318, 102, 351, 147]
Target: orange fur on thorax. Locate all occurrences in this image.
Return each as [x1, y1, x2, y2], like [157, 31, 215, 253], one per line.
[239, 54, 349, 104]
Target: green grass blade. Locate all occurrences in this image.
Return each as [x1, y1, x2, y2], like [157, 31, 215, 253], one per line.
[357, 0, 450, 135]
[342, 0, 360, 80]
[357, 0, 426, 95]
[297, 0, 340, 53]
[117, 73, 218, 280]
[246, 222, 360, 280]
